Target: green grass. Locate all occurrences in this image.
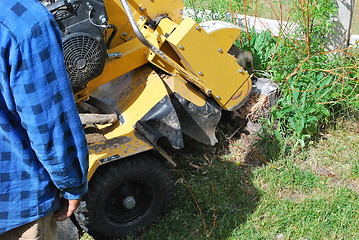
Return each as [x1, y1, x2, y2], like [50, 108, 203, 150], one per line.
[230, 188, 358, 239]
[80, 118, 359, 240]
[136, 119, 359, 240]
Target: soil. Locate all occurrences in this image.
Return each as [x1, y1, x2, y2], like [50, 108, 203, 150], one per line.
[83, 124, 106, 144]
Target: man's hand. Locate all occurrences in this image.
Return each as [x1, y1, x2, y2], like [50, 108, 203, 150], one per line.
[53, 199, 81, 221]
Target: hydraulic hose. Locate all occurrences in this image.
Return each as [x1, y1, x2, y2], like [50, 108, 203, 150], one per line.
[119, 0, 153, 49]
[106, 24, 118, 49]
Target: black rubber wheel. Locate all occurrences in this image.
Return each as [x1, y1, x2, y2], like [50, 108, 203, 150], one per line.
[76, 153, 174, 239]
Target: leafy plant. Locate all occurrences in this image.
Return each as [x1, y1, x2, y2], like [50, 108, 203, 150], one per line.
[236, 0, 359, 146]
[238, 29, 278, 73]
[187, 0, 359, 146]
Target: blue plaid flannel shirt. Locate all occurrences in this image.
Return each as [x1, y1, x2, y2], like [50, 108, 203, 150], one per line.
[0, 0, 89, 233]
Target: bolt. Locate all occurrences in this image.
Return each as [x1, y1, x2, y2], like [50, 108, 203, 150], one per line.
[128, 37, 133, 40]
[107, 52, 122, 58]
[99, 15, 107, 24]
[140, 16, 145, 21]
[196, 26, 200, 30]
[122, 32, 127, 36]
[179, 45, 184, 50]
[216, 96, 221, 100]
[180, 9, 183, 14]
[206, 89, 212, 96]
[123, 196, 136, 210]
[238, 69, 244, 73]
[218, 48, 223, 53]
[140, 7, 145, 11]
[198, 71, 204, 76]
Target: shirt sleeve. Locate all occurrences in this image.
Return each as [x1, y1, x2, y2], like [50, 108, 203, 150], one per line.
[8, 13, 89, 200]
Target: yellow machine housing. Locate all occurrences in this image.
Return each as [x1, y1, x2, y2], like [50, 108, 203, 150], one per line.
[43, 0, 253, 238]
[72, 0, 252, 178]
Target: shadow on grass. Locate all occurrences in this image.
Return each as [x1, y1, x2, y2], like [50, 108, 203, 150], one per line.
[131, 113, 282, 240]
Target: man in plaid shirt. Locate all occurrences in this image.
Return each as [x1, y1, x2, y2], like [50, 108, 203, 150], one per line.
[0, 0, 89, 238]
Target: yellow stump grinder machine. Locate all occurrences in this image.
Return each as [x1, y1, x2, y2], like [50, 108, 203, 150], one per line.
[41, 0, 277, 238]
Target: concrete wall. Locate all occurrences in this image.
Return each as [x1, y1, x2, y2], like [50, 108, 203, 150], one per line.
[185, 1, 358, 48]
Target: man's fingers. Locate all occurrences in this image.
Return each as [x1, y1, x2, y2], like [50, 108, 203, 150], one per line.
[53, 206, 68, 221]
[68, 199, 81, 209]
[53, 199, 81, 221]
[66, 199, 80, 217]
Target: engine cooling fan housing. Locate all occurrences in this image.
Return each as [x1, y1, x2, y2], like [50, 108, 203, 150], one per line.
[62, 33, 106, 87]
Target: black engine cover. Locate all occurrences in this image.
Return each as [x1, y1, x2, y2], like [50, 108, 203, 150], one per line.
[42, 0, 107, 87]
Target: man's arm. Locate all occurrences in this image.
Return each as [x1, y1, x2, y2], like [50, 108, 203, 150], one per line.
[9, 9, 88, 203]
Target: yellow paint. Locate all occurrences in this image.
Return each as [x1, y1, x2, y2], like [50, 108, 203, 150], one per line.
[227, 77, 252, 110]
[166, 18, 251, 110]
[146, 18, 181, 73]
[154, 18, 179, 37]
[161, 74, 206, 107]
[103, 0, 183, 47]
[140, 0, 183, 24]
[85, 39, 148, 93]
[87, 130, 154, 178]
[87, 67, 171, 178]
[76, 0, 251, 109]
[96, 66, 169, 137]
[82, 0, 253, 179]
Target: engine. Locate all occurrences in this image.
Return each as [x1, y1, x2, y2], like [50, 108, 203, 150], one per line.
[41, 0, 108, 87]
